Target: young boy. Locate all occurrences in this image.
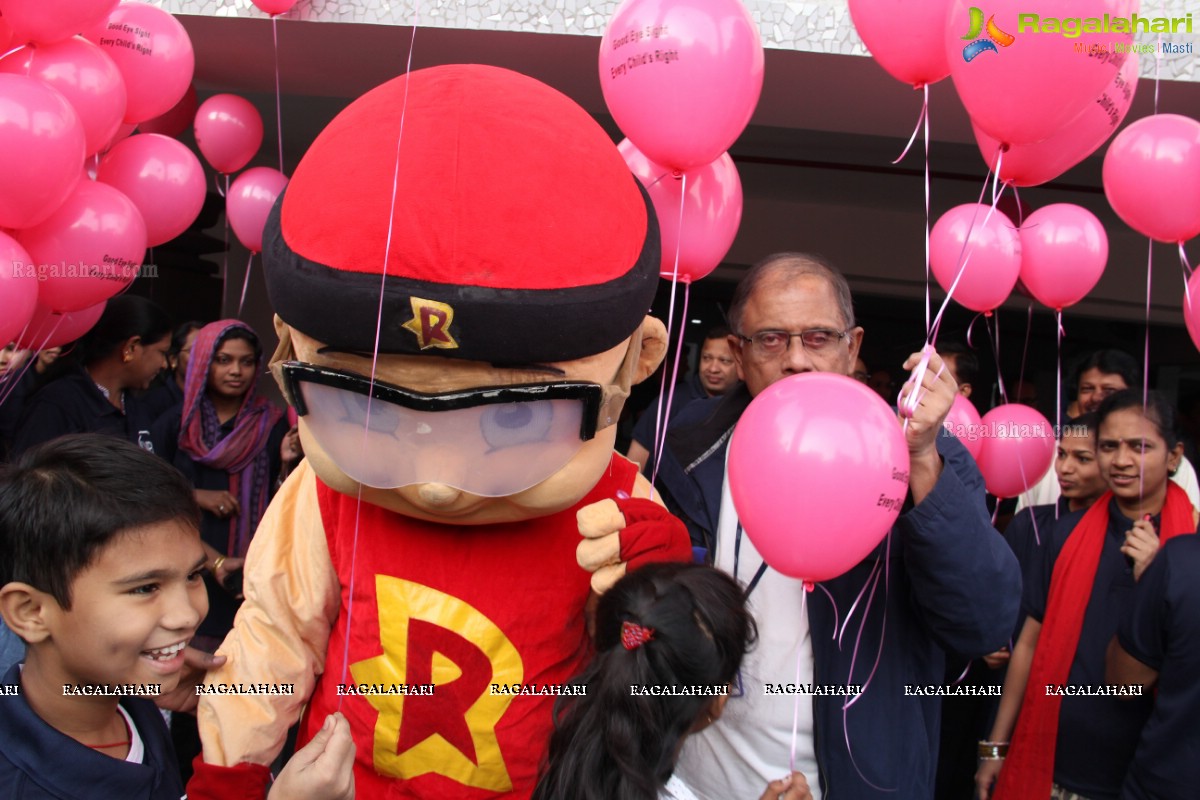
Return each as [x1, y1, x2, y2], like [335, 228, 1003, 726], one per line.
[0, 434, 211, 797]
[0, 434, 354, 799]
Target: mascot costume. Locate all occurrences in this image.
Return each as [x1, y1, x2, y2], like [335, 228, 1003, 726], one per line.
[188, 64, 691, 798]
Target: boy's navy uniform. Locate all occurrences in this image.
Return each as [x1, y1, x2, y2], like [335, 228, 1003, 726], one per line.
[0, 664, 185, 799]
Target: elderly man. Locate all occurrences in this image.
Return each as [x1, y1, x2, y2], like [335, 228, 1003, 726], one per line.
[658, 253, 1020, 799]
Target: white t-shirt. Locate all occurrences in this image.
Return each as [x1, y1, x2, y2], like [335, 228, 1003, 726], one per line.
[660, 775, 700, 800]
[1016, 454, 1200, 512]
[116, 703, 145, 764]
[674, 452, 822, 800]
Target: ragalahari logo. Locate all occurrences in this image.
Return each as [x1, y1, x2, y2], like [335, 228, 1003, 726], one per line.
[962, 7, 1016, 61]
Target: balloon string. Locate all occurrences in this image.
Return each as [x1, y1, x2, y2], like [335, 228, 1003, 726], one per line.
[1180, 242, 1194, 309]
[814, 582, 839, 640]
[214, 173, 226, 198]
[338, 15, 420, 694]
[336, 483, 367, 712]
[965, 312, 985, 349]
[0, 45, 22, 61]
[1016, 303, 1033, 397]
[221, 175, 230, 316]
[891, 87, 932, 337]
[651, 282, 690, 493]
[237, 252, 254, 319]
[986, 313, 1008, 406]
[1142, 237, 1152, 505]
[1049, 309, 1064, 529]
[789, 585, 810, 773]
[927, 157, 1005, 346]
[844, 530, 891, 713]
[923, 85, 931, 339]
[838, 558, 880, 648]
[650, 173, 688, 489]
[890, 89, 926, 166]
[840, 538, 895, 793]
[950, 659, 972, 686]
[272, 15, 284, 174]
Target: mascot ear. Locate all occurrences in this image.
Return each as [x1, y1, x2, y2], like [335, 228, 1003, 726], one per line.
[632, 316, 668, 386]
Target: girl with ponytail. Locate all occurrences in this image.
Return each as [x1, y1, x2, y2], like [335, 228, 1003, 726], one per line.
[532, 562, 810, 800]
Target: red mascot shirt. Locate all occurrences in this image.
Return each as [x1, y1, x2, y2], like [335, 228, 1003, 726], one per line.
[300, 455, 637, 798]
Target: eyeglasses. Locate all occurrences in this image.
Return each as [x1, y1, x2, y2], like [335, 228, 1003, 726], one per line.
[274, 361, 608, 495]
[737, 329, 849, 357]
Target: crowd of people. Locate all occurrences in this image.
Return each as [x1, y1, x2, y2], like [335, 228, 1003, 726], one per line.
[1, 248, 1199, 799]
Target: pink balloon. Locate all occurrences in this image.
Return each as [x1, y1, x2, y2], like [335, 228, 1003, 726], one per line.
[947, 0, 1135, 146]
[975, 51, 1138, 187]
[87, 2, 194, 124]
[227, 167, 289, 253]
[975, 404, 1055, 498]
[16, 299, 106, 350]
[599, 0, 764, 171]
[0, 36, 127, 157]
[0, 0, 119, 45]
[138, 82, 197, 138]
[16, 180, 146, 312]
[100, 121, 138, 154]
[1185, 271, 1200, 354]
[930, 204, 1021, 313]
[849, 0, 953, 88]
[251, 0, 298, 14]
[619, 139, 742, 283]
[97, 133, 206, 247]
[942, 393, 983, 460]
[0, 12, 13, 51]
[1018, 204, 1107, 311]
[0, 74, 85, 230]
[728, 373, 910, 583]
[194, 94, 264, 174]
[1103, 114, 1200, 244]
[0, 231, 39, 345]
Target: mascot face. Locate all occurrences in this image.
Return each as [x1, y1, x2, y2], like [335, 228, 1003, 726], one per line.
[264, 65, 669, 524]
[278, 318, 664, 525]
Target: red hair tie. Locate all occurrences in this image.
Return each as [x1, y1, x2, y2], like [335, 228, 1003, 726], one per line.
[621, 620, 655, 650]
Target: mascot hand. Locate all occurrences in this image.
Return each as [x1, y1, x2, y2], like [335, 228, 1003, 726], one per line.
[188, 757, 272, 800]
[577, 497, 691, 593]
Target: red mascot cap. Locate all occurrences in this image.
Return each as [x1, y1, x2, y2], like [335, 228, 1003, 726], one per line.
[264, 64, 660, 364]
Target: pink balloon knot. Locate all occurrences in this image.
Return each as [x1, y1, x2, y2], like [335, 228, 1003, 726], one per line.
[803, 581, 815, 593]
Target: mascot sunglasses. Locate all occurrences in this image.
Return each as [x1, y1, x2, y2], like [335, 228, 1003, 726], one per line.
[274, 360, 614, 495]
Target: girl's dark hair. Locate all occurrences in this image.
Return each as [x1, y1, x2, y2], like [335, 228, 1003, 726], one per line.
[0, 434, 200, 609]
[532, 563, 756, 800]
[214, 325, 263, 362]
[1096, 389, 1182, 450]
[1072, 349, 1141, 393]
[78, 295, 173, 366]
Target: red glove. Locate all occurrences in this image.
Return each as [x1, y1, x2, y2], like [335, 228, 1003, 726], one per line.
[188, 756, 272, 800]
[614, 496, 692, 570]
[577, 497, 691, 592]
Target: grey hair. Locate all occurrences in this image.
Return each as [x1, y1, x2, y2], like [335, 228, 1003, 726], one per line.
[727, 253, 856, 334]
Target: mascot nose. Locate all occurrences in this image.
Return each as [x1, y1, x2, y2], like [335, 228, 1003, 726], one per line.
[416, 482, 463, 507]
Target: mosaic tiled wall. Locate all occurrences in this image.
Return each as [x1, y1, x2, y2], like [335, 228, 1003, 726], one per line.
[165, 0, 1199, 82]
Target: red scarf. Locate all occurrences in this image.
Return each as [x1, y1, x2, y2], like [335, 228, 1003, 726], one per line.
[994, 483, 1195, 799]
[179, 320, 282, 556]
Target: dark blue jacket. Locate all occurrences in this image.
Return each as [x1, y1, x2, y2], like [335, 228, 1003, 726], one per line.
[655, 386, 1022, 799]
[0, 664, 185, 799]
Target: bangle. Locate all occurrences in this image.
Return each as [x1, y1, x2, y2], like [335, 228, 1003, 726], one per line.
[211, 555, 227, 575]
[978, 741, 1009, 760]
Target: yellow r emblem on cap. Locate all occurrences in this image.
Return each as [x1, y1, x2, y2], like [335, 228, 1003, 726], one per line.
[402, 297, 458, 350]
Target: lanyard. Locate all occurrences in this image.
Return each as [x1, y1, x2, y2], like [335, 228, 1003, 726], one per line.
[733, 522, 769, 599]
